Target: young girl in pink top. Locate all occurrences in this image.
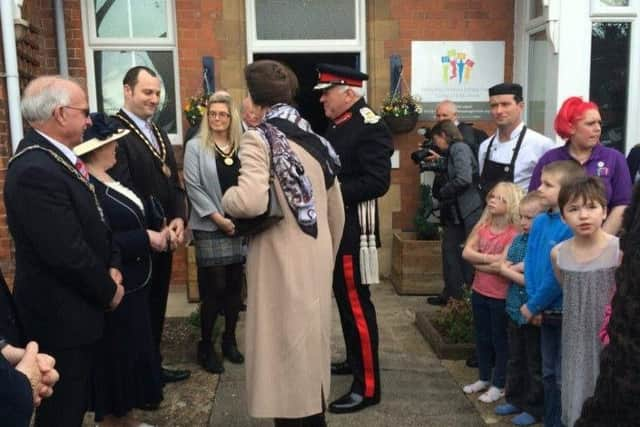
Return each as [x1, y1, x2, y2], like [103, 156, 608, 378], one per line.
[462, 182, 523, 403]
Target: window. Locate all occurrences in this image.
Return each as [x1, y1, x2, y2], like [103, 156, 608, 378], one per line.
[591, 0, 635, 16]
[246, 0, 365, 53]
[93, 0, 170, 40]
[514, 1, 554, 135]
[255, 0, 355, 40]
[598, 0, 630, 6]
[526, 31, 549, 133]
[529, 0, 544, 19]
[590, 22, 631, 153]
[82, 1, 181, 139]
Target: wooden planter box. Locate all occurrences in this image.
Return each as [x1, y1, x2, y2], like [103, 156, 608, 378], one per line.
[415, 311, 474, 360]
[391, 231, 443, 295]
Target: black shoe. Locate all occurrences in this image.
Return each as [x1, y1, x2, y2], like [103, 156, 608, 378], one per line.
[427, 296, 447, 306]
[331, 361, 352, 375]
[328, 392, 380, 414]
[161, 366, 191, 384]
[465, 354, 478, 368]
[221, 340, 245, 364]
[197, 341, 224, 374]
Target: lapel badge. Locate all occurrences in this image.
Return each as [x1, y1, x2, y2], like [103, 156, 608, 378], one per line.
[360, 107, 380, 124]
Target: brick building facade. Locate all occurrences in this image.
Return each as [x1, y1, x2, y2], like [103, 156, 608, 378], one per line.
[0, 0, 523, 287]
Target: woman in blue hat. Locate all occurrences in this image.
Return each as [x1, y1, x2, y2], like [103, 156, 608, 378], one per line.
[75, 113, 168, 427]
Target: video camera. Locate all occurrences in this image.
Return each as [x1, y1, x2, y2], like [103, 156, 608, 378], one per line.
[410, 127, 446, 173]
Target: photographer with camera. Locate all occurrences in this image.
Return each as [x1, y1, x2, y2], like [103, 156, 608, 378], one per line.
[418, 120, 484, 306]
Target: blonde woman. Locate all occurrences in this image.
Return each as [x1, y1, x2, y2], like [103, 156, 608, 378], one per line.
[184, 91, 246, 374]
[461, 182, 524, 403]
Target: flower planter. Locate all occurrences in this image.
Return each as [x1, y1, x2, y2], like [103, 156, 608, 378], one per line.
[391, 232, 443, 295]
[415, 311, 474, 360]
[383, 112, 419, 134]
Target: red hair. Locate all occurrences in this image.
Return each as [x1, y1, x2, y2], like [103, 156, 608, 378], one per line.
[554, 96, 599, 140]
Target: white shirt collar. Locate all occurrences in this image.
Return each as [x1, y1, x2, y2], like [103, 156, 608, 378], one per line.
[122, 107, 152, 130]
[35, 130, 77, 164]
[496, 121, 525, 141]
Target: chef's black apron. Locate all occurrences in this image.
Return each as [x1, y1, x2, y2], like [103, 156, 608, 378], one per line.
[478, 126, 527, 198]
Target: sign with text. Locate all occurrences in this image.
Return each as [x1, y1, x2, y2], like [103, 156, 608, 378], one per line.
[411, 41, 505, 121]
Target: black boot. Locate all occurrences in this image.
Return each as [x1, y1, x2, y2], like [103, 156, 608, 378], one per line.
[221, 335, 245, 364]
[197, 340, 224, 374]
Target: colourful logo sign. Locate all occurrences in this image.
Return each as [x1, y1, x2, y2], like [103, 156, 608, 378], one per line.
[441, 49, 475, 84]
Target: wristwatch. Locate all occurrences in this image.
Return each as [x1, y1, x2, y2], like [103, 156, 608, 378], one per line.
[0, 337, 8, 353]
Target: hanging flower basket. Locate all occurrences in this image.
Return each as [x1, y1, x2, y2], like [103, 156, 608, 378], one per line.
[380, 66, 422, 135]
[383, 112, 419, 134]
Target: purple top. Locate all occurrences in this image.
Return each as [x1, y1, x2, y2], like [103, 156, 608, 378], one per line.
[528, 143, 631, 209]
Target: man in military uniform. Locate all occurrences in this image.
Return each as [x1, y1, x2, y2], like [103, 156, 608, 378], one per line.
[109, 66, 190, 386]
[315, 64, 393, 414]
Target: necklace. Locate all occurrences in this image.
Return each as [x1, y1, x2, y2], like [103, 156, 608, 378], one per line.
[115, 112, 171, 177]
[215, 142, 235, 166]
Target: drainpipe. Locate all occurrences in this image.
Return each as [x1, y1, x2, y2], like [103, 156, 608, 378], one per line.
[53, 0, 68, 77]
[1, 0, 24, 154]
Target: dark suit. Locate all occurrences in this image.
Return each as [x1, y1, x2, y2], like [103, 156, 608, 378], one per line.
[109, 110, 186, 352]
[325, 98, 393, 400]
[4, 130, 117, 427]
[457, 121, 487, 159]
[0, 352, 33, 427]
[0, 269, 23, 346]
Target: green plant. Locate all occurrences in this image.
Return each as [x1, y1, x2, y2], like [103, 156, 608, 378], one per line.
[414, 184, 440, 240]
[188, 306, 201, 328]
[188, 306, 225, 337]
[380, 93, 422, 118]
[432, 290, 473, 344]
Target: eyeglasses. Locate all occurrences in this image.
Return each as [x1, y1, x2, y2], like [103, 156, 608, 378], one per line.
[62, 106, 90, 118]
[208, 111, 230, 119]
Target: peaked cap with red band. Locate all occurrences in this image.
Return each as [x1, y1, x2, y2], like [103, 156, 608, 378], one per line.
[313, 63, 369, 90]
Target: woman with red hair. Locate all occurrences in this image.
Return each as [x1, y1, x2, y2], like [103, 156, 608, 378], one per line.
[528, 97, 631, 234]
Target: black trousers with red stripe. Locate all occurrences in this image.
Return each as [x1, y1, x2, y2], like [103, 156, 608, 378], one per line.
[333, 247, 381, 400]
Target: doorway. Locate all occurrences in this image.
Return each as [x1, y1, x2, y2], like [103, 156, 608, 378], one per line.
[253, 52, 360, 134]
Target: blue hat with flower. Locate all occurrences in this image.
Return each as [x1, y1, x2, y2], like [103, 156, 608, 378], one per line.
[74, 112, 130, 156]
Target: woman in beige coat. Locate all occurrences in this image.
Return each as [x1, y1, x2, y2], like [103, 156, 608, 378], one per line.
[222, 60, 344, 426]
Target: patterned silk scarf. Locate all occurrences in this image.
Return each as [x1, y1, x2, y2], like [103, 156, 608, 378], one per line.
[255, 104, 337, 238]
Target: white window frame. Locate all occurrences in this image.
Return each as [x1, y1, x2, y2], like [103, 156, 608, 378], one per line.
[591, 0, 638, 17]
[245, 0, 367, 76]
[588, 2, 640, 155]
[80, 1, 183, 144]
